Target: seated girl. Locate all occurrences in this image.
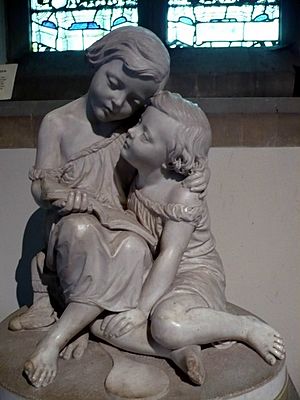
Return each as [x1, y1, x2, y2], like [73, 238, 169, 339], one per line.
[22, 26, 170, 389]
[92, 91, 285, 385]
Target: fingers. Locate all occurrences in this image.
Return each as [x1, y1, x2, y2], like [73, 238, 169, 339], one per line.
[52, 199, 66, 209]
[101, 315, 115, 333]
[104, 315, 126, 338]
[182, 170, 209, 196]
[57, 191, 90, 215]
[116, 321, 134, 337]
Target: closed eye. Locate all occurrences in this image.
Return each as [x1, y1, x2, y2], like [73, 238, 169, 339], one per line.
[107, 74, 121, 90]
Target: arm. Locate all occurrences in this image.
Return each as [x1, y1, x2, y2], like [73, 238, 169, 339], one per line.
[31, 112, 62, 207]
[138, 219, 194, 315]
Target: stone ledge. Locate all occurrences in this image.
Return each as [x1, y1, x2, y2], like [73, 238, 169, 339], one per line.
[1, 98, 300, 117]
[0, 98, 299, 148]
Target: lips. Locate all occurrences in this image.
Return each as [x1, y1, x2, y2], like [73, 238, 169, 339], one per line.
[123, 134, 132, 149]
[123, 140, 130, 149]
[103, 104, 112, 114]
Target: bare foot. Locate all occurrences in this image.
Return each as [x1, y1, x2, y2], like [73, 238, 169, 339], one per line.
[170, 345, 205, 385]
[243, 316, 286, 365]
[60, 333, 89, 360]
[9, 296, 56, 331]
[24, 343, 59, 388]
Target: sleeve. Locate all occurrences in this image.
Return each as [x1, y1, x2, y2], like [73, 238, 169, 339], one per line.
[164, 203, 203, 227]
[28, 166, 62, 181]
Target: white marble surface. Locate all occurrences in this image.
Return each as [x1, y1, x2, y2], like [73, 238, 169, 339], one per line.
[0, 148, 299, 393]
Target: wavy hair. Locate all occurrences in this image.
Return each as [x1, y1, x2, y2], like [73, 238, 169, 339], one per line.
[150, 91, 211, 176]
[85, 26, 170, 90]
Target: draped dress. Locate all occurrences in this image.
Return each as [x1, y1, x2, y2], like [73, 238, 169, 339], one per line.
[127, 184, 227, 313]
[29, 132, 155, 312]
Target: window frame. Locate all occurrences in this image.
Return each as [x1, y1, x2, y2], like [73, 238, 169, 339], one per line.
[3, 0, 300, 100]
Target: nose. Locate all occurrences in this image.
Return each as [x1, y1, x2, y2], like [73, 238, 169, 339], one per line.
[127, 127, 135, 139]
[111, 92, 126, 110]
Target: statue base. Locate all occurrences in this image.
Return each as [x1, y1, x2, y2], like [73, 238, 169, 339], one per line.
[0, 307, 289, 400]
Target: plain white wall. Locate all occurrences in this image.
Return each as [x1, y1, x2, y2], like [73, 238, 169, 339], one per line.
[0, 148, 299, 393]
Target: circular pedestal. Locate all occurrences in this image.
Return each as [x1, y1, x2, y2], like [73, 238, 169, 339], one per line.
[0, 307, 287, 400]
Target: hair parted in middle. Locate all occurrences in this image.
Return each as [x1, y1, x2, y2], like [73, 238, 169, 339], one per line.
[150, 91, 212, 176]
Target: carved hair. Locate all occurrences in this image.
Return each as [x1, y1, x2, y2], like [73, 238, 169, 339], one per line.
[150, 91, 211, 176]
[85, 26, 170, 90]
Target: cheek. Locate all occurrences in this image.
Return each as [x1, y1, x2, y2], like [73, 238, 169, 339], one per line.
[119, 102, 135, 117]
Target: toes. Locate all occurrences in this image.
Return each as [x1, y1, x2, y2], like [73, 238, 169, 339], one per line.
[61, 345, 73, 360]
[59, 348, 66, 358]
[73, 345, 85, 360]
[24, 360, 34, 379]
[32, 366, 45, 387]
[265, 353, 276, 366]
[186, 354, 205, 386]
[36, 370, 48, 387]
[273, 342, 285, 353]
[271, 347, 285, 360]
[41, 370, 51, 387]
[42, 369, 56, 387]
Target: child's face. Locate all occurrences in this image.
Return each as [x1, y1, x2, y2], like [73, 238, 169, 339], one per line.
[88, 59, 159, 122]
[121, 106, 180, 171]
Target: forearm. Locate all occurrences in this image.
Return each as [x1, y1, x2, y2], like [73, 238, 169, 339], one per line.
[31, 180, 52, 209]
[138, 251, 181, 315]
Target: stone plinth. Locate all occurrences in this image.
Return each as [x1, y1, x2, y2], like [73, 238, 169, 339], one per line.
[0, 308, 288, 400]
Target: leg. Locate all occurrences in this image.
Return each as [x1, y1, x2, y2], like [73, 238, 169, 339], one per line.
[9, 252, 57, 331]
[24, 302, 101, 388]
[151, 295, 286, 366]
[90, 318, 204, 384]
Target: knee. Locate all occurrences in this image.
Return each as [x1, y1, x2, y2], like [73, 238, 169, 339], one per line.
[57, 214, 96, 241]
[150, 300, 186, 349]
[123, 233, 149, 257]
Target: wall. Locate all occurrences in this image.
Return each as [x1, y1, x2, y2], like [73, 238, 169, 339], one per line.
[0, 147, 299, 393]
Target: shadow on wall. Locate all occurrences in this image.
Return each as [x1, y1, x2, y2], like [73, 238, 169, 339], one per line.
[15, 208, 48, 307]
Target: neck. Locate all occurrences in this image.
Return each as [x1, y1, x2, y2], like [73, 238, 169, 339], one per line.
[136, 167, 167, 189]
[85, 94, 122, 137]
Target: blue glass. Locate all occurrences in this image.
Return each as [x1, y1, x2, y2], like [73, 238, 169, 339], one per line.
[30, 0, 138, 52]
[167, 0, 280, 48]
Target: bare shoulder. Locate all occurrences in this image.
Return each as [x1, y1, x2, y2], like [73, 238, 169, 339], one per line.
[168, 183, 201, 207]
[39, 97, 85, 141]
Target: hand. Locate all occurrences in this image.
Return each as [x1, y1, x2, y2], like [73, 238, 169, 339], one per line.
[182, 167, 210, 199]
[52, 190, 93, 216]
[101, 309, 147, 338]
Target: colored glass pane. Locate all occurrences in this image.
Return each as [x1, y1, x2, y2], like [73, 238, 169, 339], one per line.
[30, 0, 138, 52]
[167, 0, 280, 48]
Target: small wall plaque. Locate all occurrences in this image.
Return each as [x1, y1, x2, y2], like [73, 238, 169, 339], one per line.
[0, 64, 18, 100]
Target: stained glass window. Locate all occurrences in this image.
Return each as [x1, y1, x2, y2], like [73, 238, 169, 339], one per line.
[30, 0, 138, 52]
[168, 0, 280, 48]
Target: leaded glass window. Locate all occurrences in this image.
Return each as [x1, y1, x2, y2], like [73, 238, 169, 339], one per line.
[30, 0, 138, 52]
[168, 0, 280, 48]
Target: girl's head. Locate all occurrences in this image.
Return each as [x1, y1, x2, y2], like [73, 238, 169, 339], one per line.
[151, 91, 211, 176]
[86, 26, 170, 91]
[86, 27, 170, 122]
[122, 91, 212, 176]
